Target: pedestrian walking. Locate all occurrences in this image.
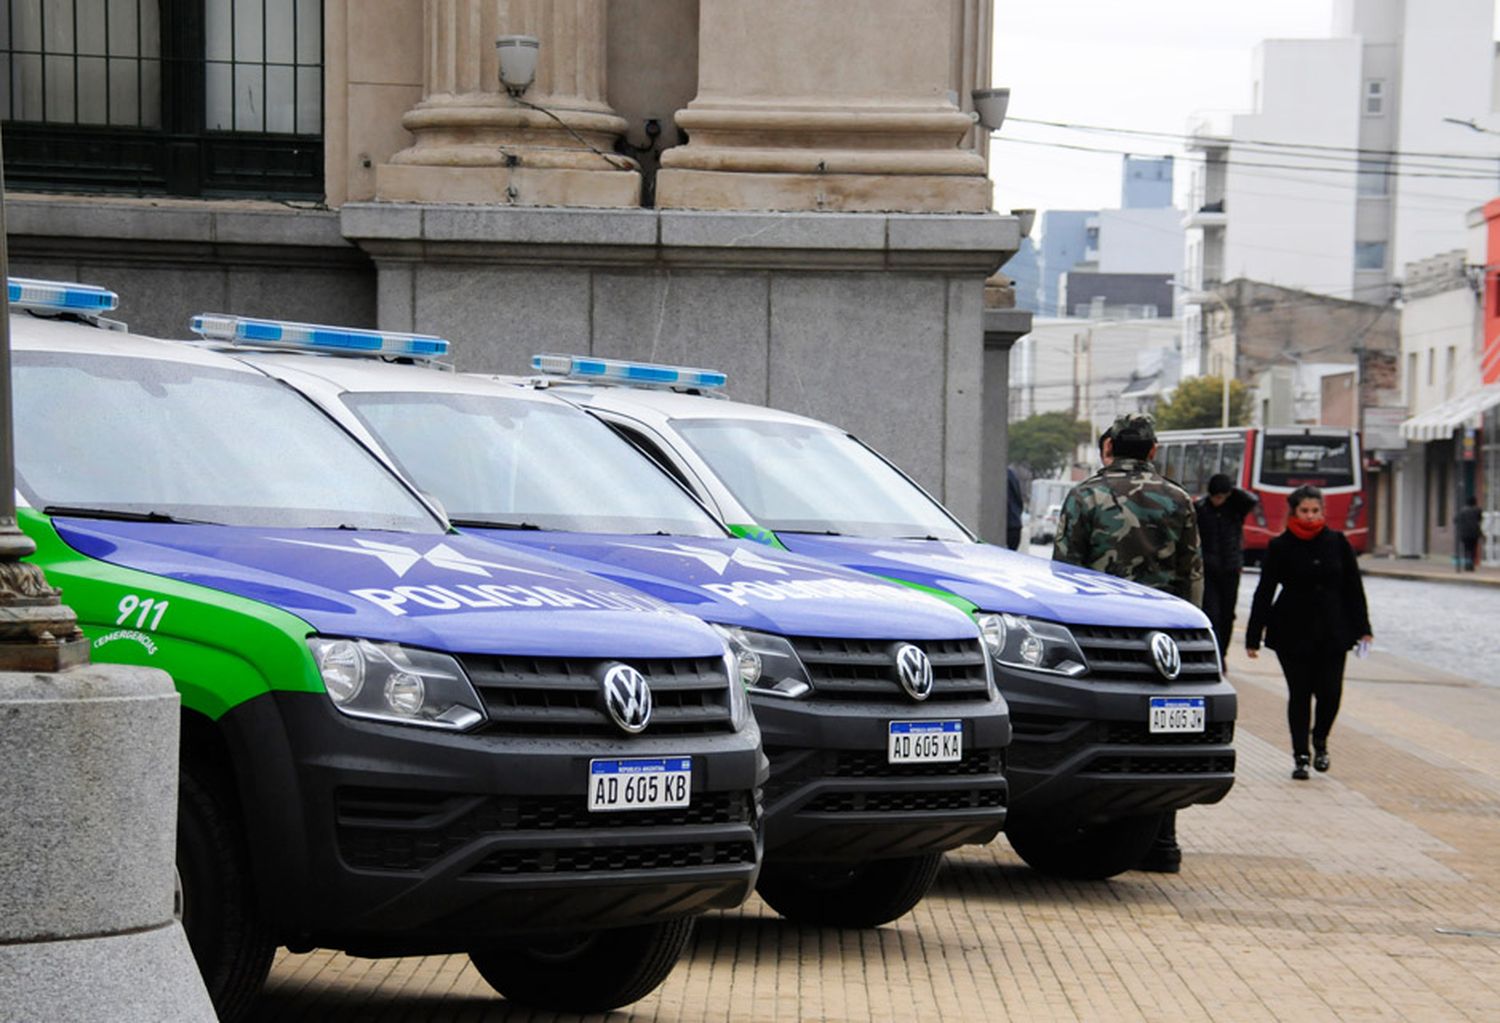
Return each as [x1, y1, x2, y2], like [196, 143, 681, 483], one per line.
[1245, 484, 1373, 781]
[1196, 473, 1258, 663]
[1054, 412, 1203, 873]
[1005, 465, 1025, 551]
[1455, 496, 1483, 572]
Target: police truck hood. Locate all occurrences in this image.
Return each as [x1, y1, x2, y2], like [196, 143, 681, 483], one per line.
[52, 518, 725, 659]
[470, 530, 977, 640]
[775, 534, 1211, 629]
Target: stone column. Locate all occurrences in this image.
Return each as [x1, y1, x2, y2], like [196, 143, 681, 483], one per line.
[656, 0, 992, 213]
[377, 0, 641, 206]
[979, 305, 1034, 546]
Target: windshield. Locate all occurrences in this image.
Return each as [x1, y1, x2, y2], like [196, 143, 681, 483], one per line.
[673, 418, 969, 541]
[14, 351, 441, 531]
[343, 391, 725, 538]
[1257, 433, 1357, 489]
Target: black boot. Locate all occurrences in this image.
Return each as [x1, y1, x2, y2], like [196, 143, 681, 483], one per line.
[1136, 811, 1182, 873]
[1313, 746, 1330, 773]
[1292, 754, 1311, 780]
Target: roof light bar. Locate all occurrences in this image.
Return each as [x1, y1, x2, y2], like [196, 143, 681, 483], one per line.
[531, 353, 727, 390]
[8, 277, 119, 314]
[190, 314, 450, 360]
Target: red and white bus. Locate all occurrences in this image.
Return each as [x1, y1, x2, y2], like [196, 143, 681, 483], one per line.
[1153, 426, 1367, 562]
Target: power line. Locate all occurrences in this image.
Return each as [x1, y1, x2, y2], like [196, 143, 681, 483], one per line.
[994, 135, 1500, 182]
[1008, 115, 1500, 165]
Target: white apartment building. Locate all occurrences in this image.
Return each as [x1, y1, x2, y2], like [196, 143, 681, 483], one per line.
[1182, 0, 1500, 358]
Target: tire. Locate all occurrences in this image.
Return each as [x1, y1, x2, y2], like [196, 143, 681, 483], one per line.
[1005, 812, 1164, 881]
[470, 916, 694, 1012]
[755, 852, 944, 928]
[177, 768, 276, 1023]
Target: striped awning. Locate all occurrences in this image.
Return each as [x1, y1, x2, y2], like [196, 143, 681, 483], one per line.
[1400, 383, 1500, 441]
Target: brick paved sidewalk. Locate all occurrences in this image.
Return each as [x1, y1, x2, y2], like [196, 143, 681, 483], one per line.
[1361, 555, 1500, 587]
[249, 651, 1500, 1022]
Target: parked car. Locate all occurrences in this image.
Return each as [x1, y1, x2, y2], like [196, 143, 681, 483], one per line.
[1032, 503, 1063, 545]
[202, 324, 1013, 929]
[533, 356, 1238, 881]
[11, 283, 765, 1019]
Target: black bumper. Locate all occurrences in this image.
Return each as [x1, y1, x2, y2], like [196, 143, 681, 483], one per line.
[752, 693, 1010, 862]
[998, 668, 1237, 826]
[222, 692, 765, 957]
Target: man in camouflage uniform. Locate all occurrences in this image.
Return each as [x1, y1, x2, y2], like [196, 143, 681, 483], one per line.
[1054, 412, 1203, 873]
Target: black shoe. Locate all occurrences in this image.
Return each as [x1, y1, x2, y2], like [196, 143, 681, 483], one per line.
[1292, 755, 1311, 780]
[1137, 842, 1182, 874]
[1313, 749, 1330, 773]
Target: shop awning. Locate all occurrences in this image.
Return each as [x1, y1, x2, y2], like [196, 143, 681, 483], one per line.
[1400, 383, 1500, 441]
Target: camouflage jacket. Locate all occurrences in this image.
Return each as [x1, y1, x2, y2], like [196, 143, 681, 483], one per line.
[1052, 458, 1204, 607]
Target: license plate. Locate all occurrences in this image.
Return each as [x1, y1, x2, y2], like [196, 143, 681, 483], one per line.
[888, 720, 963, 763]
[587, 757, 692, 812]
[1149, 697, 1206, 733]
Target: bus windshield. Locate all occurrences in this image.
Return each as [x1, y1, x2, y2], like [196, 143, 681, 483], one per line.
[1257, 433, 1356, 489]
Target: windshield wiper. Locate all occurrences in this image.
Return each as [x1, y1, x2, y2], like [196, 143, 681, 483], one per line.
[42, 505, 209, 524]
[448, 517, 543, 530]
[776, 528, 846, 537]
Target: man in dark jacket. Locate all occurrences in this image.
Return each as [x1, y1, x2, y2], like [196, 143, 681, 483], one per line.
[1455, 496, 1483, 571]
[1195, 473, 1259, 661]
[1006, 466, 1025, 551]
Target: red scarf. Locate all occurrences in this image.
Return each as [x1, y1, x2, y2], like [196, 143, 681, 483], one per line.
[1287, 516, 1326, 540]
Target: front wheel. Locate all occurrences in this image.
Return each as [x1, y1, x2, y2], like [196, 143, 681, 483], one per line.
[1005, 812, 1164, 880]
[177, 768, 276, 1023]
[755, 852, 944, 928]
[470, 916, 694, 1012]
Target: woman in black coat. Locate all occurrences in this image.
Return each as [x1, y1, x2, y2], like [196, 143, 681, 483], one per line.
[1245, 485, 1373, 780]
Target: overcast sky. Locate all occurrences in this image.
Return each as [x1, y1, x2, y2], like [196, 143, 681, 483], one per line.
[988, 0, 1347, 218]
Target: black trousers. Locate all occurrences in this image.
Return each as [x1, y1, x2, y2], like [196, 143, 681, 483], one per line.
[1275, 647, 1348, 757]
[1202, 569, 1240, 658]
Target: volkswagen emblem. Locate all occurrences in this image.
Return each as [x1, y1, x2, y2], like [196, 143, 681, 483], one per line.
[1147, 631, 1182, 681]
[893, 643, 934, 701]
[601, 663, 652, 733]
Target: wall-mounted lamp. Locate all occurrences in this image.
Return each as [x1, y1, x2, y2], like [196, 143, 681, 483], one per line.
[972, 87, 1010, 133]
[1011, 208, 1036, 238]
[496, 35, 539, 97]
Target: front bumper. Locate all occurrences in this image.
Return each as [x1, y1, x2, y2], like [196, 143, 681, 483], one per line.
[752, 693, 1010, 862]
[227, 692, 765, 957]
[998, 667, 1237, 825]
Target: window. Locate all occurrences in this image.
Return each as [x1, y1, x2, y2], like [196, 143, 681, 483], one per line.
[1407, 352, 1418, 402]
[1357, 158, 1390, 196]
[1355, 241, 1387, 270]
[1446, 346, 1457, 399]
[1, 0, 324, 197]
[1427, 348, 1435, 387]
[1365, 79, 1385, 116]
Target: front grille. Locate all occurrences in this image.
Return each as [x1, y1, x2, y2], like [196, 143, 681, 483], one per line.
[1070, 626, 1222, 683]
[806, 788, 1007, 814]
[457, 654, 735, 736]
[1085, 753, 1237, 775]
[1007, 715, 1234, 771]
[468, 840, 758, 876]
[762, 748, 1005, 806]
[336, 787, 753, 873]
[791, 637, 991, 701]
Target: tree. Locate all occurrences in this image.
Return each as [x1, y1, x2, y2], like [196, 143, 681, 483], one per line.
[1153, 376, 1251, 431]
[1009, 411, 1093, 477]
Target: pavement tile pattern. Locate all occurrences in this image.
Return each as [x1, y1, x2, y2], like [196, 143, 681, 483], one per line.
[250, 650, 1500, 1022]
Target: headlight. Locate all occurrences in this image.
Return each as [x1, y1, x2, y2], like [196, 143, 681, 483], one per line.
[308, 637, 486, 731]
[974, 613, 1087, 677]
[711, 624, 813, 699]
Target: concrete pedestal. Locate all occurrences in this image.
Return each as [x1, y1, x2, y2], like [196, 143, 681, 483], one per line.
[0, 665, 214, 1022]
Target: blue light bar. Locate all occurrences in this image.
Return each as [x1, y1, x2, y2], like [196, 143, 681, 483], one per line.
[8, 277, 119, 314]
[531, 353, 727, 390]
[190, 314, 450, 359]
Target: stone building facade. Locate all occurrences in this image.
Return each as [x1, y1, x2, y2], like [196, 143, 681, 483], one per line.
[3, 0, 1021, 532]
